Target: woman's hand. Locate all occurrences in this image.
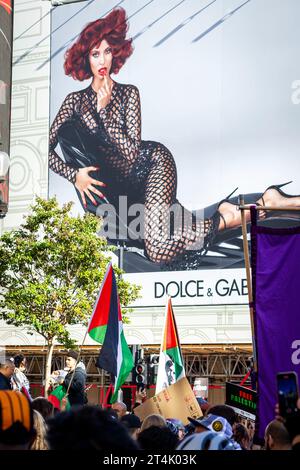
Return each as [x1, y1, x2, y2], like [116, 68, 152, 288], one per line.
[75, 166, 107, 208]
[97, 75, 113, 112]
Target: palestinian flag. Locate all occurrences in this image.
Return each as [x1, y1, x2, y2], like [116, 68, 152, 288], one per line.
[155, 297, 185, 394]
[48, 385, 71, 411]
[88, 263, 134, 403]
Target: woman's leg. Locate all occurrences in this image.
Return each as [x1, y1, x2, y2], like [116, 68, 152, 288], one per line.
[144, 143, 216, 264]
[144, 145, 300, 263]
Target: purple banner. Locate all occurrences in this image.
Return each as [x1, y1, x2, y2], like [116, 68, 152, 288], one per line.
[251, 217, 300, 439]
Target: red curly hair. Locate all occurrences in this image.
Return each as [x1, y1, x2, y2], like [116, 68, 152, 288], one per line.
[64, 8, 133, 81]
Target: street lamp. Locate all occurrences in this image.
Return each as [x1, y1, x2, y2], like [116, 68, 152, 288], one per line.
[0, 150, 10, 218]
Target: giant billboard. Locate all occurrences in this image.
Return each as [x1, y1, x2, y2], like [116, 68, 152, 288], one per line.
[48, 0, 300, 306]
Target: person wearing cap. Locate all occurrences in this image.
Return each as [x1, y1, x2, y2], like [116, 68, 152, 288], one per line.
[120, 413, 141, 440]
[0, 390, 36, 450]
[189, 414, 233, 438]
[0, 359, 15, 391]
[62, 350, 87, 407]
[188, 414, 241, 449]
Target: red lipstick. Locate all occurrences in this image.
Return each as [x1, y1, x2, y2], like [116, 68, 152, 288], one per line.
[99, 67, 107, 76]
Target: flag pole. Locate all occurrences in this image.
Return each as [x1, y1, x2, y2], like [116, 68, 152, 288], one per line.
[64, 261, 113, 399]
[155, 296, 169, 395]
[239, 194, 257, 373]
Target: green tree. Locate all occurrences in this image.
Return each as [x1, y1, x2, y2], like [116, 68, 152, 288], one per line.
[0, 197, 140, 395]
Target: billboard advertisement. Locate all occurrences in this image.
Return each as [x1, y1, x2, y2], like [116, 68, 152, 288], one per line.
[48, 0, 300, 305]
[0, 0, 13, 215]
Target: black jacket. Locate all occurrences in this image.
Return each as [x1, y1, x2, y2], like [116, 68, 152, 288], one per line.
[63, 367, 87, 406]
[0, 372, 12, 391]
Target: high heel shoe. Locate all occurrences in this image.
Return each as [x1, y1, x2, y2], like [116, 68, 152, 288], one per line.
[217, 187, 239, 230]
[259, 181, 300, 221]
[199, 187, 239, 250]
[162, 188, 241, 271]
[259, 181, 293, 206]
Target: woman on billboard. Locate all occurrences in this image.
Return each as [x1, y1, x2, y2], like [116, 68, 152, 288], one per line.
[49, 8, 300, 269]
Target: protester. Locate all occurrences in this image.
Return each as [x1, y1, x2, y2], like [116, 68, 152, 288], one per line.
[0, 390, 36, 450]
[166, 418, 186, 440]
[46, 406, 139, 450]
[188, 414, 234, 438]
[166, 419, 179, 437]
[12, 354, 32, 399]
[177, 430, 237, 450]
[30, 410, 48, 450]
[208, 404, 238, 427]
[120, 413, 141, 440]
[138, 425, 179, 451]
[233, 423, 251, 450]
[188, 413, 241, 449]
[32, 397, 54, 421]
[62, 350, 87, 406]
[0, 358, 14, 390]
[246, 420, 255, 445]
[265, 420, 292, 450]
[140, 414, 167, 431]
[111, 401, 127, 418]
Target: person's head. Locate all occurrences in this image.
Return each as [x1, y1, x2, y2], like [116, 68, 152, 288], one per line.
[13, 354, 26, 372]
[32, 397, 54, 421]
[120, 413, 141, 440]
[207, 405, 237, 426]
[65, 350, 79, 371]
[30, 410, 48, 450]
[247, 420, 255, 441]
[188, 414, 233, 439]
[140, 414, 166, 432]
[111, 401, 127, 418]
[233, 423, 250, 450]
[166, 418, 186, 440]
[0, 358, 15, 378]
[46, 406, 139, 450]
[64, 8, 133, 81]
[264, 420, 292, 450]
[177, 430, 237, 451]
[0, 391, 36, 450]
[138, 425, 179, 451]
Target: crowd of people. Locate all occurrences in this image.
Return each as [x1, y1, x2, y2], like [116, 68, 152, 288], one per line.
[0, 352, 300, 451]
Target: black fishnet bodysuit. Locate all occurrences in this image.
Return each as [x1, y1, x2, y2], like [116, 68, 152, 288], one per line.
[49, 83, 219, 265]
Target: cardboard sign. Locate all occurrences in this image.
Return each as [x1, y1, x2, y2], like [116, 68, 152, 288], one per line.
[134, 377, 202, 425]
[193, 377, 209, 399]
